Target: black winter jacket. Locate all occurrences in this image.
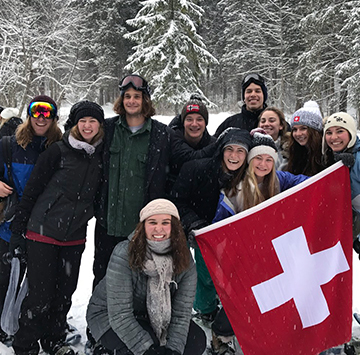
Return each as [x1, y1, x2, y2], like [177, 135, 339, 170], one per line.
[167, 114, 216, 193]
[214, 104, 265, 137]
[11, 131, 103, 241]
[170, 156, 221, 235]
[95, 116, 172, 228]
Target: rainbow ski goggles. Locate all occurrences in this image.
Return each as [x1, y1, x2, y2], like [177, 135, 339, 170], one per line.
[28, 101, 57, 119]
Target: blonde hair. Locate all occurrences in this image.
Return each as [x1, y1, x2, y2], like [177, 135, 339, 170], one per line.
[15, 117, 62, 149]
[70, 123, 104, 145]
[240, 158, 277, 210]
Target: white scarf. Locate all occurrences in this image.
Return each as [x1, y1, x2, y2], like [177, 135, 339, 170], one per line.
[68, 134, 102, 155]
[143, 239, 174, 345]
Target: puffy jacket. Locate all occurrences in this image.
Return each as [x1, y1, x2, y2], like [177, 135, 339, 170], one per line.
[214, 104, 265, 137]
[86, 237, 196, 355]
[11, 131, 103, 241]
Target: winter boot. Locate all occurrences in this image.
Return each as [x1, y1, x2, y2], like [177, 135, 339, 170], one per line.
[65, 322, 81, 346]
[0, 327, 13, 347]
[209, 330, 235, 355]
[193, 306, 219, 327]
[49, 342, 76, 355]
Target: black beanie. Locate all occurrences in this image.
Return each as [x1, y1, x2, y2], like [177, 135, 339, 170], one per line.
[241, 73, 268, 103]
[72, 101, 104, 125]
[28, 95, 58, 118]
[181, 94, 209, 125]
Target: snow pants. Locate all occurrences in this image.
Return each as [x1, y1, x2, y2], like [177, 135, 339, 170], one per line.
[98, 317, 207, 355]
[193, 248, 218, 314]
[12, 239, 85, 355]
[93, 221, 126, 290]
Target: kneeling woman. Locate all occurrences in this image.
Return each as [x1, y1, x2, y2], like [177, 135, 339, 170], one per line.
[86, 199, 206, 355]
[10, 101, 105, 355]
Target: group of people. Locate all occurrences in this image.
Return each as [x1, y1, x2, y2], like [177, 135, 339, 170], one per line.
[0, 71, 358, 355]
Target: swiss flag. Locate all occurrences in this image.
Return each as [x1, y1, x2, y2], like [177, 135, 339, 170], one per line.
[195, 162, 353, 355]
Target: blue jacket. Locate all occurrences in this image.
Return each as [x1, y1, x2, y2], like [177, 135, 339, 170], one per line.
[0, 135, 47, 242]
[350, 137, 360, 213]
[212, 170, 308, 223]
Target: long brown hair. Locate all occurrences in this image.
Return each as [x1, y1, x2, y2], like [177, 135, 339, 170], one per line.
[222, 160, 248, 198]
[128, 216, 190, 275]
[113, 93, 156, 118]
[15, 117, 62, 149]
[70, 123, 104, 145]
[287, 127, 323, 176]
[241, 158, 277, 210]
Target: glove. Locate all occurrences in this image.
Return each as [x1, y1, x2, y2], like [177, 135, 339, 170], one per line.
[165, 349, 181, 355]
[187, 220, 209, 249]
[188, 230, 199, 249]
[354, 238, 360, 257]
[143, 345, 166, 355]
[334, 152, 355, 168]
[9, 233, 27, 260]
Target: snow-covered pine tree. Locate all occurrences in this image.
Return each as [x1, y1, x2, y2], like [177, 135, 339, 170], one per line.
[218, 0, 300, 111]
[335, 1, 360, 118]
[124, 0, 218, 111]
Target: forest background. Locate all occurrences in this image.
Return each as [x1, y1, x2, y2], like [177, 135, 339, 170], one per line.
[1, 0, 359, 120]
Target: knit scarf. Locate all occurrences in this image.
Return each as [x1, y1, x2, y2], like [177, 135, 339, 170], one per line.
[68, 134, 102, 155]
[143, 239, 174, 345]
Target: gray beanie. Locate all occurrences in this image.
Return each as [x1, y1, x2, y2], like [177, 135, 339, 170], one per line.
[290, 100, 323, 132]
[139, 199, 180, 222]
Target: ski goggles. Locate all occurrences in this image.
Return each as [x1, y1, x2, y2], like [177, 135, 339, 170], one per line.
[28, 101, 57, 120]
[119, 74, 150, 96]
[242, 73, 266, 86]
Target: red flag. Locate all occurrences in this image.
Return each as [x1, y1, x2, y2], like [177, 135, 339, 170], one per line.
[195, 162, 353, 355]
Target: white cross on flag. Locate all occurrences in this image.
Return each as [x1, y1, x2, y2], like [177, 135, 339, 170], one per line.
[195, 162, 353, 355]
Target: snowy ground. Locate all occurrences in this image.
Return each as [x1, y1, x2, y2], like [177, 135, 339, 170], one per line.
[0, 108, 359, 354]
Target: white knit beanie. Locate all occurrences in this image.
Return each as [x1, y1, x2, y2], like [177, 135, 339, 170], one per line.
[1, 108, 19, 120]
[322, 112, 357, 153]
[139, 199, 180, 222]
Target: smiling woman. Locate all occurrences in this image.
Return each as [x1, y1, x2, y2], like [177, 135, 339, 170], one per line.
[287, 101, 324, 176]
[86, 198, 207, 355]
[9, 100, 104, 355]
[0, 95, 62, 349]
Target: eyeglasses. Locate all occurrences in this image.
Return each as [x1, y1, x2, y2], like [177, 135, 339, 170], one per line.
[119, 74, 147, 92]
[242, 73, 265, 86]
[28, 102, 57, 119]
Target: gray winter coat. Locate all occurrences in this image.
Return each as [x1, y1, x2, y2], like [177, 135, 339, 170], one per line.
[86, 239, 197, 355]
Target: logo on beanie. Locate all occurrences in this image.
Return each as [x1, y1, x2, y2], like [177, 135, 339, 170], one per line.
[186, 104, 200, 113]
[333, 115, 347, 124]
[294, 116, 300, 122]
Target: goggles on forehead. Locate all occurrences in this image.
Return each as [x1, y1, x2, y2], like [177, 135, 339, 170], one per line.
[28, 102, 57, 119]
[242, 73, 265, 86]
[119, 74, 150, 94]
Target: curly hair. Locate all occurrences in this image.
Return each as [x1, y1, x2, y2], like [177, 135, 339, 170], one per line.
[287, 127, 324, 176]
[113, 93, 156, 118]
[128, 216, 190, 275]
[16, 117, 62, 149]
